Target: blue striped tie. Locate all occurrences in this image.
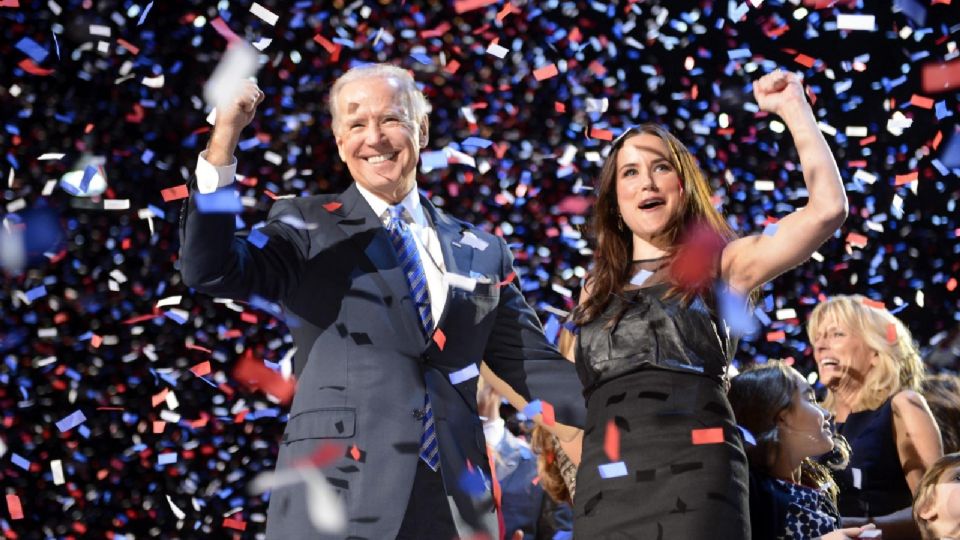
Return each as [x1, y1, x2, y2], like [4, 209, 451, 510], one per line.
[385, 205, 440, 471]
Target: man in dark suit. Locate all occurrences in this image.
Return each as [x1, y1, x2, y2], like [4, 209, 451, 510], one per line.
[179, 63, 584, 539]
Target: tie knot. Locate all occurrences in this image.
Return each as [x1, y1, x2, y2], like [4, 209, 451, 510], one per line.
[388, 205, 408, 229]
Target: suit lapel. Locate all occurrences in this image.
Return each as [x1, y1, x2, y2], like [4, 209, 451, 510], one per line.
[421, 196, 474, 332]
[332, 184, 425, 344]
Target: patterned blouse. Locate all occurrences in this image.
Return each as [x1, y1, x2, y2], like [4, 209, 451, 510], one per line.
[771, 477, 841, 539]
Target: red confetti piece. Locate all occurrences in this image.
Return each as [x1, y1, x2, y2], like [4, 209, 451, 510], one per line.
[160, 185, 189, 202]
[691, 427, 724, 445]
[302, 443, 345, 468]
[910, 94, 934, 109]
[846, 232, 868, 248]
[186, 343, 212, 353]
[0, 0, 20, 7]
[587, 60, 607, 76]
[922, 59, 960, 94]
[240, 311, 258, 324]
[444, 59, 461, 74]
[190, 361, 211, 377]
[497, 271, 517, 287]
[222, 518, 246, 531]
[603, 419, 620, 462]
[153, 421, 166, 434]
[886, 323, 897, 344]
[859, 135, 876, 146]
[6, 494, 23, 520]
[232, 349, 296, 404]
[861, 298, 885, 310]
[793, 54, 815, 68]
[947, 277, 957, 292]
[151, 388, 169, 408]
[210, 17, 241, 44]
[433, 327, 447, 351]
[540, 401, 555, 426]
[533, 63, 559, 81]
[589, 127, 614, 141]
[90, 334, 102, 348]
[453, 0, 497, 13]
[894, 171, 918, 185]
[933, 131, 943, 150]
[766, 331, 786, 342]
[568, 27, 583, 43]
[495, 2, 520, 21]
[420, 22, 451, 39]
[322, 201, 342, 212]
[125, 103, 144, 123]
[349, 445, 361, 461]
[116, 38, 140, 55]
[554, 101, 566, 113]
[18, 58, 53, 76]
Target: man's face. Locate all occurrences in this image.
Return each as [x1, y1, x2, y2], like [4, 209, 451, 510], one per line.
[334, 76, 427, 205]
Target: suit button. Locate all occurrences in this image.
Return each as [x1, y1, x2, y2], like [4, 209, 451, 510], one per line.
[412, 408, 425, 420]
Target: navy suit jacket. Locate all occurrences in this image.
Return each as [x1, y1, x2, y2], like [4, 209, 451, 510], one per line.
[179, 182, 585, 539]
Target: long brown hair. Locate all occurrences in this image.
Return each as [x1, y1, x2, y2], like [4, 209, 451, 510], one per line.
[728, 361, 850, 501]
[574, 124, 735, 326]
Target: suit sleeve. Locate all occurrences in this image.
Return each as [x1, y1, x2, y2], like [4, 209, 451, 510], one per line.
[179, 188, 310, 302]
[483, 237, 586, 428]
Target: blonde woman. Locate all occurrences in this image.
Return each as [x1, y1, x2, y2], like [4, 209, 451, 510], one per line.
[809, 294, 943, 538]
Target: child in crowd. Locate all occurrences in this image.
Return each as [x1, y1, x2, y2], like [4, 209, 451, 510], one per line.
[914, 452, 960, 540]
[729, 361, 878, 539]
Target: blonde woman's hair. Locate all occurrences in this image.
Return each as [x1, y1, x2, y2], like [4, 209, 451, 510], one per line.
[913, 452, 960, 540]
[807, 294, 924, 411]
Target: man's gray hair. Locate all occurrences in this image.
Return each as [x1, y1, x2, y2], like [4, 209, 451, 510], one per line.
[328, 64, 431, 134]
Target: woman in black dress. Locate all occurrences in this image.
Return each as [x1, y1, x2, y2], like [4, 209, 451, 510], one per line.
[808, 294, 943, 538]
[571, 69, 848, 537]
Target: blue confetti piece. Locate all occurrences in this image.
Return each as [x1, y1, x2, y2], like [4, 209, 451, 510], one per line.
[158, 452, 178, 465]
[195, 189, 242, 214]
[522, 399, 543, 419]
[737, 425, 756, 446]
[448, 363, 479, 384]
[138, 1, 153, 26]
[762, 223, 779, 237]
[12, 453, 31, 471]
[16, 36, 48, 63]
[728, 2, 749, 22]
[544, 314, 560, 344]
[598, 461, 628, 478]
[935, 101, 952, 120]
[163, 310, 188, 325]
[78, 424, 91, 439]
[79, 165, 98, 193]
[56, 410, 87, 432]
[25, 285, 47, 303]
[147, 204, 165, 220]
[717, 286, 758, 336]
[248, 228, 269, 248]
[939, 130, 960, 169]
[754, 307, 772, 326]
[461, 137, 493, 149]
[458, 466, 488, 495]
[727, 48, 752, 60]
[420, 150, 448, 172]
[410, 52, 432, 65]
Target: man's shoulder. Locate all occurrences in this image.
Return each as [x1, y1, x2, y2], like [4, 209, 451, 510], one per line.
[270, 192, 344, 216]
[433, 207, 502, 245]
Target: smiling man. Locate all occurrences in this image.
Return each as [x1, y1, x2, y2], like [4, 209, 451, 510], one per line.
[179, 63, 584, 539]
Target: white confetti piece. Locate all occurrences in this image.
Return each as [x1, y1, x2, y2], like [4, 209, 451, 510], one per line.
[51, 459, 65, 485]
[156, 296, 182, 309]
[775, 308, 797, 320]
[250, 2, 279, 25]
[460, 231, 489, 251]
[852, 467, 862, 489]
[486, 42, 508, 58]
[89, 24, 111, 37]
[166, 495, 186, 520]
[754, 180, 775, 191]
[142, 74, 165, 88]
[836, 14, 875, 31]
[204, 41, 258, 110]
[853, 170, 877, 184]
[38, 153, 65, 161]
[598, 461, 628, 478]
[630, 269, 654, 287]
[103, 199, 131, 210]
[251, 467, 346, 533]
[443, 272, 477, 292]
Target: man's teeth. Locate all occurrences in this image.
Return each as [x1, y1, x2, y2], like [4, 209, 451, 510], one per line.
[366, 153, 396, 164]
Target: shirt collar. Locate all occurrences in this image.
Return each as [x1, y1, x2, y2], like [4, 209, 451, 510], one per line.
[355, 182, 427, 228]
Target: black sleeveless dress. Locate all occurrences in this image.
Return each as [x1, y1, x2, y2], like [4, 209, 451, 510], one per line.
[833, 397, 913, 517]
[573, 284, 750, 538]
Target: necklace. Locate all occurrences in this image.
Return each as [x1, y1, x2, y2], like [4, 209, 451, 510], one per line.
[630, 255, 670, 264]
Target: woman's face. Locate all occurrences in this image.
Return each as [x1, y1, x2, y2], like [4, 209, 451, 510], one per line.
[812, 315, 876, 390]
[779, 378, 835, 459]
[614, 133, 684, 243]
[921, 465, 960, 539]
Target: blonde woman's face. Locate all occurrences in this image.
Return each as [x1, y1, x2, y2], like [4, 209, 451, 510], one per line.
[922, 465, 960, 539]
[812, 315, 876, 390]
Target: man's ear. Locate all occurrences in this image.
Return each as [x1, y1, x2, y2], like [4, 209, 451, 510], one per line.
[334, 133, 346, 162]
[419, 116, 429, 149]
[917, 490, 938, 521]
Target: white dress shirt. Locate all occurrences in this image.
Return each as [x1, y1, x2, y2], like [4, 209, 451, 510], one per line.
[195, 152, 448, 324]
